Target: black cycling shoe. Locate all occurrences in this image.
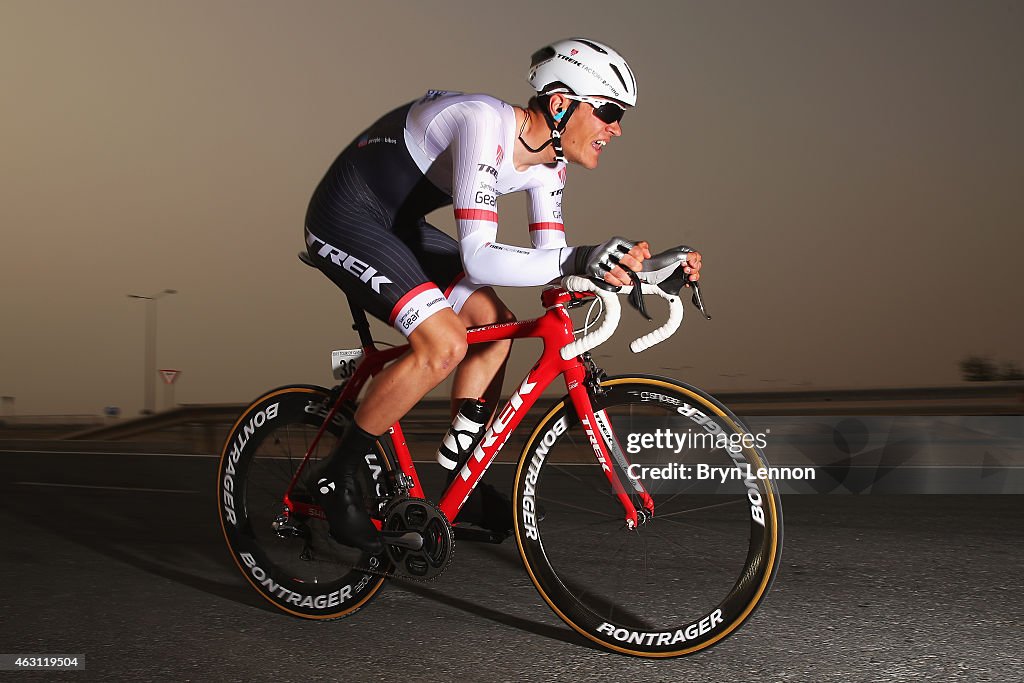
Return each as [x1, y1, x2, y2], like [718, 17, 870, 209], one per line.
[313, 474, 383, 554]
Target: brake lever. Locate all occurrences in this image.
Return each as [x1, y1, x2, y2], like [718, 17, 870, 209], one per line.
[626, 269, 652, 321]
[654, 265, 711, 320]
[604, 248, 652, 321]
[690, 280, 711, 320]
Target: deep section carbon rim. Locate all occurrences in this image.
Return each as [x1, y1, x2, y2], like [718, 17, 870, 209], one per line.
[217, 386, 392, 619]
[514, 376, 783, 656]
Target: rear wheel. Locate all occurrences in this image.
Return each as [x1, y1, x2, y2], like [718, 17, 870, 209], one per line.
[217, 385, 394, 619]
[513, 375, 783, 656]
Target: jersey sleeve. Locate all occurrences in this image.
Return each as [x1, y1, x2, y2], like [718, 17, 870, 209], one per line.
[440, 102, 566, 286]
[527, 165, 567, 250]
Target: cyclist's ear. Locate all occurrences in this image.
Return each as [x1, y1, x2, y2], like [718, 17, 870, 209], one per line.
[548, 93, 569, 119]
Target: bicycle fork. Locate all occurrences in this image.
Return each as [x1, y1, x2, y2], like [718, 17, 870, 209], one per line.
[565, 366, 654, 529]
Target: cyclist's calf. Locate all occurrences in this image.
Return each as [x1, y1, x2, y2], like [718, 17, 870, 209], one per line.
[460, 286, 517, 357]
[454, 288, 517, 406]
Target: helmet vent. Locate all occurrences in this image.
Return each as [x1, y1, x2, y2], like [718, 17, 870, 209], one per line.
[609, 64, 631, 93]
[531, 47, 557, 67]
[575, 39, 608, 54]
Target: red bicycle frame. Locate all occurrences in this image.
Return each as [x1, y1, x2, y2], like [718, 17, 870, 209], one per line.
[285, 285, 652, 529]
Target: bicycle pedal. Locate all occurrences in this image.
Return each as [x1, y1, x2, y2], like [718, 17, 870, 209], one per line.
[454, 526, 509, 544]
[273, 514, 311, 540]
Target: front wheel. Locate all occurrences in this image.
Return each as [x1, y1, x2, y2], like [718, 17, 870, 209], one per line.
[217, 385, 394, 619]
[513, 375, 783, 657]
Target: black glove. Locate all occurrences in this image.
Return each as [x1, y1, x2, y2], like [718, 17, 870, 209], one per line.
[568, 236, 637, 281]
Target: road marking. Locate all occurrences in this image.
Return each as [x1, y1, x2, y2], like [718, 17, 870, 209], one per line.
[0, 450, 521, 464]
[2, 449, 1018, 470]
[14, 482, 198, 494]
[0, 449, 218, 457]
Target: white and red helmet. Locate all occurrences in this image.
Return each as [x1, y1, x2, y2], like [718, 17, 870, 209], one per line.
[528, 38, 637, 107]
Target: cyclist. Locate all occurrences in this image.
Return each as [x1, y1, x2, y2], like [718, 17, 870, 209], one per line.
[304, 38, 702, 552]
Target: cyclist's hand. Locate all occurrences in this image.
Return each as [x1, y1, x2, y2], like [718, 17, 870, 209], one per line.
[575, 237, 652, 288]
[682, 250, 702, 285]
[611, 240, 651, 287]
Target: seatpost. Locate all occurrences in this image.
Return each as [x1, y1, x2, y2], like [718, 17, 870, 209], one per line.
[346, 297, 376, 348]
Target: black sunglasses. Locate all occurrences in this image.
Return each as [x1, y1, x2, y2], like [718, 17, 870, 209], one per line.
[563, 95, 626, 125]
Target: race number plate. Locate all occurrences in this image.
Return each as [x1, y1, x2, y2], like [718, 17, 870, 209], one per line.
[331, 349, 364, 381]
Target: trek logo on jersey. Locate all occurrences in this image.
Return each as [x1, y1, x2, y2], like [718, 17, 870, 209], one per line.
[477, 163, 498, 179]
[305, 232, 393, 293]
[496, 145, 504, 166]
[570, 48, 579, 56]
[558, 167, 566, 184]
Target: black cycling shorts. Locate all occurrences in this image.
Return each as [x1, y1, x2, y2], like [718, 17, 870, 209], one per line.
[304, 104, 482, 336]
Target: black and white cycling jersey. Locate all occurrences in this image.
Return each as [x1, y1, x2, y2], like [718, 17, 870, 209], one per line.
[305, 91, 576, 336]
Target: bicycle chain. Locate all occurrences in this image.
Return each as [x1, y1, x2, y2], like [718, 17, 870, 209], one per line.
[294, 405, 457, 583]
[379, 497, 455, 581]
[300, 496, 455, 584]
[334, 550, 447, 584]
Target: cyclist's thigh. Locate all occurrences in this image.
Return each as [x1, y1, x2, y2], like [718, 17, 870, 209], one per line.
[304, 221, 451, 338]
[401, 219, 487, 315]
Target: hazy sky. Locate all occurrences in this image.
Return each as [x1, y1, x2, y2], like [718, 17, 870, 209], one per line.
[2, 1, 1022, 416]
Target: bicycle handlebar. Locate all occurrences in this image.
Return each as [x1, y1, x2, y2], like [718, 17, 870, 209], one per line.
[623, 282, 685, 353]
[559, 276, 685, 359]
[559, 276, 621, 360]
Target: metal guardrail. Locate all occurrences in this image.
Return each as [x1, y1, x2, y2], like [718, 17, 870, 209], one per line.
[61, 404, 246, 442]
[1, 384, 1020, 447]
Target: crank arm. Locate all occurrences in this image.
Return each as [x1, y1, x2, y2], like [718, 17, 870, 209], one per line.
[380, 530, 424, 550]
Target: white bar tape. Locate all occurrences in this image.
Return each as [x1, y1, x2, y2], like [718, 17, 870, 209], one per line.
[559, 278, 685, 359]
[628, 284, 684, 353]
[559, 276, 621, 360]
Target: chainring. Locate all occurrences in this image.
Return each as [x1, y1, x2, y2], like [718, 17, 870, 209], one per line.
[382, 497, 455, 581]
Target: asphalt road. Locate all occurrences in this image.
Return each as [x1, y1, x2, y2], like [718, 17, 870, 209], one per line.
[0, 448, 1021, 682]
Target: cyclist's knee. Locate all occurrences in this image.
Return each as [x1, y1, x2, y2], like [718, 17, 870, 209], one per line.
[432, 335, 468, 373]
[409, 311, 468, 377]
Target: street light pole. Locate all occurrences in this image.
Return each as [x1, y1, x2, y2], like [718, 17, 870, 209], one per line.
[127, 289, 177, 414]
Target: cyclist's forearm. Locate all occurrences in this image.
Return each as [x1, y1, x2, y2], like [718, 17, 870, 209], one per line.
[458, 236, 569, 286]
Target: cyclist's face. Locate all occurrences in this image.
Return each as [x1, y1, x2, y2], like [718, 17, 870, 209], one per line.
[558, 97, 623, 170]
